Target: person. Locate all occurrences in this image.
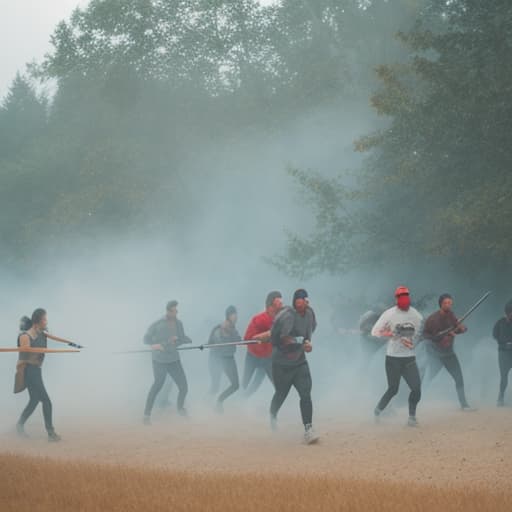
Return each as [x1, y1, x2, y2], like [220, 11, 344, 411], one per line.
[270, 289, 318, 444]
[143, 300, 191, 424]
[492, 300, 512, 407]
[372, 286, 423, 427]
[242, 291, 283, 396]
[15, 309, 62, 442]
[208, 306, 242, 413]
[422, 293, 473, 410]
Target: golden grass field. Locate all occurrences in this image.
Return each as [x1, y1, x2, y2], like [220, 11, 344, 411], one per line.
[1, 404, 512, 511]
[1, 453, 511, 512]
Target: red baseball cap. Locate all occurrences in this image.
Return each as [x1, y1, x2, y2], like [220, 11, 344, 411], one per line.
[395, 286, 410, 297]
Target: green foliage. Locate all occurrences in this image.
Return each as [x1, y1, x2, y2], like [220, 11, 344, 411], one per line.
[281, 0, 512, 278]
[0, 0, 435, 269]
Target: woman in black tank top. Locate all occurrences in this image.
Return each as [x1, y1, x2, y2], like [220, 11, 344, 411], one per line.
[16, 309, 61, 442]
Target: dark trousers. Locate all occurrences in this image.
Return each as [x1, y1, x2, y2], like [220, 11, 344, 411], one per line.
[270, 362, 312, 426]
[499, 350, 512, 399]
[209, 355, 240, 403]
[425, 351, 468, 407]
[144, 360, 188, 416]
[18, 365, 54, 433]
[377, 356, 421, 417]
[242, 352, 273, 396]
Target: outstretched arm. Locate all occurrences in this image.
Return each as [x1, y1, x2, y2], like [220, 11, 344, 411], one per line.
[45, 332, 82, 348]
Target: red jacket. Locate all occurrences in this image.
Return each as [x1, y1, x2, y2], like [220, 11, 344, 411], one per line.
[244, 311, 274, 358]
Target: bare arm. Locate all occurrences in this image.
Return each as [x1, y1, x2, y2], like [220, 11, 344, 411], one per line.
[45, 332, 83, 348]
[18, 333, 30, 348]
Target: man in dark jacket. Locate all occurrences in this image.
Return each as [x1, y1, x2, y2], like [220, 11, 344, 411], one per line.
[143, 300, 192, 424]
[422, 294, 473, 410]
[270, 289, 318, 444]
[492, 301, 512, 406]
[208, 306, 242, 413]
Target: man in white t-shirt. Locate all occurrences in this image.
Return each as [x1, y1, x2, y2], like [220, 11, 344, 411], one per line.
[371, 286, 423, 426]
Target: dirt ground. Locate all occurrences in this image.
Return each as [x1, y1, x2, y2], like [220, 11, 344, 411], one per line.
[1, 403, 511, 492]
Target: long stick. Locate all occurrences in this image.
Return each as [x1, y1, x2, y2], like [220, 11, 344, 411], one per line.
[179, 340, 261, 351]
[114, 340, 263, 355]
[457, 291, 492, 324]
[0, 347, 80, 353]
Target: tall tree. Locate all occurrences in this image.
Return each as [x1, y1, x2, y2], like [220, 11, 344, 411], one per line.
[279, 0, 512, 285]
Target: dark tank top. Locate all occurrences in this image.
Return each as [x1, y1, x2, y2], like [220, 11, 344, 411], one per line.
[17, 331, 47, 366]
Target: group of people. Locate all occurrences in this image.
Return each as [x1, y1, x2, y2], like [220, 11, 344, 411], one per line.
[368, 287, 512, 426]
[9, 286, 512, 444]
[142, 289, 319, 444]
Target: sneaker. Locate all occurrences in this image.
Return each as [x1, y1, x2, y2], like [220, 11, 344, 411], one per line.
[48, 431, 62, 443]
[460, 405, 477, 412]
[374, 407, 381, 424]
[16, 423, 29, 439]
[270, 415, 278, 433]
[143, 415, 151, 426]
[407, 416, 418, 427]
[304, 424, 319, 445]
[215, 401, 224, 415]
[497, 397, 505, 407]
[178, 407, 189, 418]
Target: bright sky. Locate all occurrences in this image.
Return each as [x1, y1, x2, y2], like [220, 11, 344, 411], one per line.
[0, 0, 278, 99]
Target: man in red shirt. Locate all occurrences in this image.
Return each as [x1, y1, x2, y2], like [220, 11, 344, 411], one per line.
[242, 291, 283, 396]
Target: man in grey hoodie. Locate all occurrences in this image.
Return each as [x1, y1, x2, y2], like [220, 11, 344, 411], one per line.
[143, 300, 192, 424]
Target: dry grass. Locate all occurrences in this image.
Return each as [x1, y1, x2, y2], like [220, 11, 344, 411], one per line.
[1, 453, 511, 512]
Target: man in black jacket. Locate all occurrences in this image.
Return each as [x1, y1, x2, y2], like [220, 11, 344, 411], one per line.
[493, 301, 512, 407]
[143, 300, 192, 424]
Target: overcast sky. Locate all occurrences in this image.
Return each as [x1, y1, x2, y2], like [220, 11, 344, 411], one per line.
[0, 0, 276, 100]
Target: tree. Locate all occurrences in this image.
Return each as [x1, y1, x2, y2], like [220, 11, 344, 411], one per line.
[279, 0, 512, 284]
[0, 73, 47, 159]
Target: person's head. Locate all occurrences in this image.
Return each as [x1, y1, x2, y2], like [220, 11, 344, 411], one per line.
[225, 305, 237, 325]
[395, 286, 411, 311]
[166, 300, 178, 320]
[31, 308, 47, 330]
[505, 301, 512, 322]
[293, 289, 308, 315]
[266, 291, 283, 315]
[438, 293, 453, 313]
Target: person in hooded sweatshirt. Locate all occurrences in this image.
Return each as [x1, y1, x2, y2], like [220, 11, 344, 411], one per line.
[270, 289, 318, 444]
[372, 286, 423, 427]
[422, 293, 473, 411]
[208, 306, 242, 413]
[492, 300, 512, 407]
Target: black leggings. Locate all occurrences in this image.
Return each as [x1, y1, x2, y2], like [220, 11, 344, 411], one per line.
[18, 365, 54, 433]
[242, 352, 273, 396]
[144, 360, 188, 416]
[270, 362, 312, 426]
[426, 351, 468, 407]
[209, 355, 240, 403]
[499, 350, 512, 399]
[377, 356, 421, 417]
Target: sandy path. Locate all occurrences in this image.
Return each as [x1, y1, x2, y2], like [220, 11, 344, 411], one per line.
[1, 404, 511, 490]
